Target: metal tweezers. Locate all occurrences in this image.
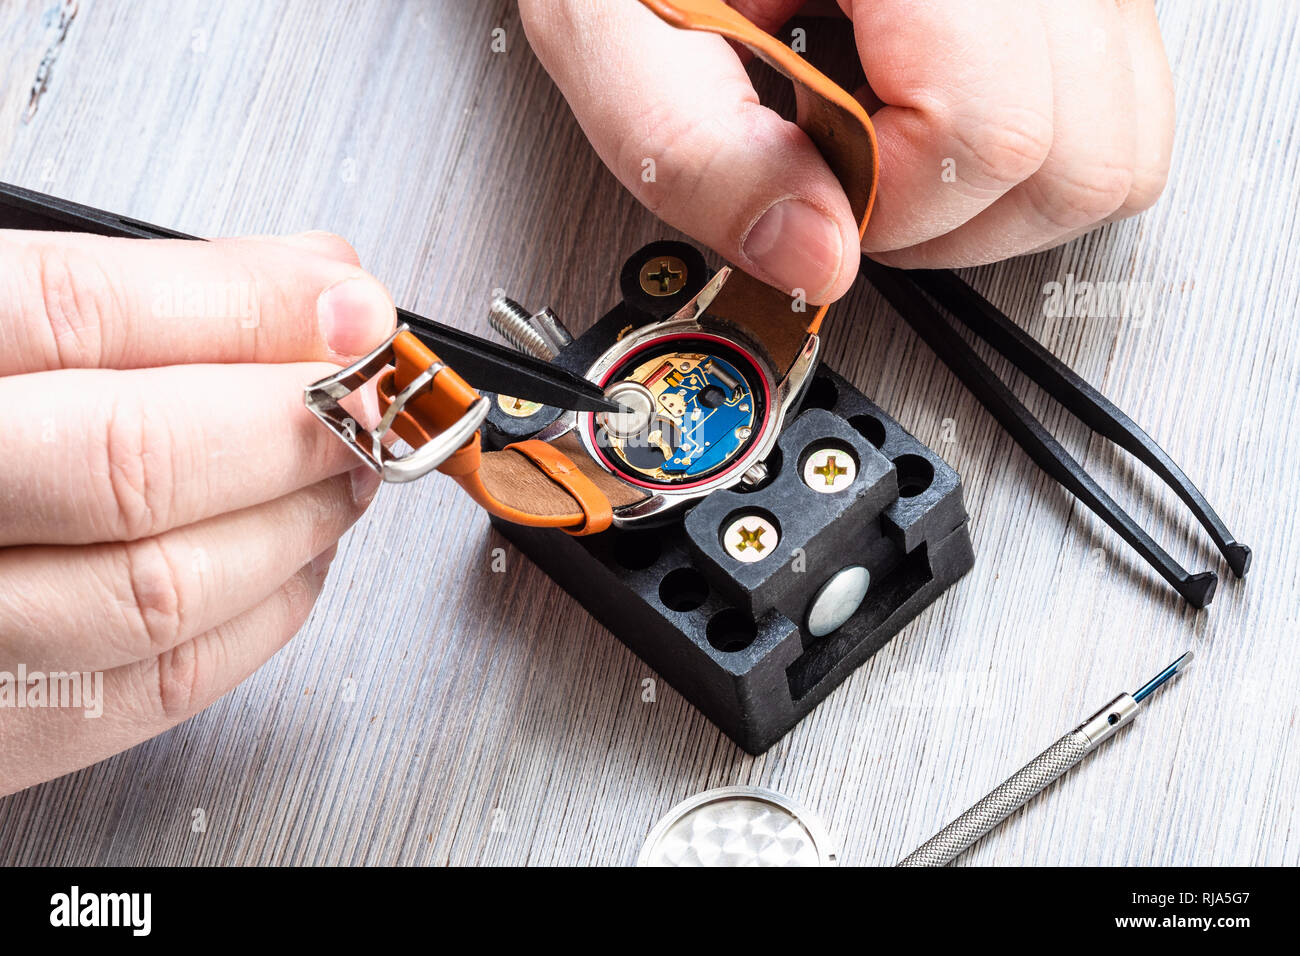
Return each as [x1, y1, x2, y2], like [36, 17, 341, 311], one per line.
[860, 259, 1250, 609]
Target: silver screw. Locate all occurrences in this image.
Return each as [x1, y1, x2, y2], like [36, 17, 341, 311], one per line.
[722, 514, 779, 563]
[529, 307, 573, 354]
[489, 293, 555, 360]
[802, 447, 856, 493]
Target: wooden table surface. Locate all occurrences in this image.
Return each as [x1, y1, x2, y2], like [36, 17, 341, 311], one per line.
[1, 0, 1296, 866]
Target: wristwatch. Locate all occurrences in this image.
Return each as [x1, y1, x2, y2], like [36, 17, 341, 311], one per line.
[311, 0, 877, 534]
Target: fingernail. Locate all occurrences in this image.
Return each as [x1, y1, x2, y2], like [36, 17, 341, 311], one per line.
[317, 276, 395, 359]
[310, 543, 338, 578]
[349, 465, 382, 506]
[359, 382, 381, 429]
[742, 198, 844, 301]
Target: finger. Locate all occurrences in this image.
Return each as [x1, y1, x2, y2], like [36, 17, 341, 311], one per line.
[0, 361, 376, 546]
[0, 562, 324, 798]
[0, 230, 395, 376]
[842, 0, 1055, 254]
[1026, 1, 1176, 255]
[872, 0, 1138, 268]
[729, 0, 808, 35]
[520, 0, 859, 302]
[0, 470, 376, 673]
[1109, 0, 1176, 216]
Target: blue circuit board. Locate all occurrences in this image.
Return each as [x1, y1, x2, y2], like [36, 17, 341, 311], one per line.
[609, 351, 757, 482]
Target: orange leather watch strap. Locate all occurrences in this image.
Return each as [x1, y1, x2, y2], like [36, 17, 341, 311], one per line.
[376, 331, 484, 475]
[639, 0, 878, 375]
[376, 331, 621, 534]
[502, 440, 613, 534]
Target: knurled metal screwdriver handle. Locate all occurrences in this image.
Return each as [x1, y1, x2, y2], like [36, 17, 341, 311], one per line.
[897, 731, 1089, 867]
[898, 693, 1138, 867]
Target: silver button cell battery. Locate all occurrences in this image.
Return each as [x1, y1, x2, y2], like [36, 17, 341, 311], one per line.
[638, 786, 838, 867]
[597, 380, 655, 438]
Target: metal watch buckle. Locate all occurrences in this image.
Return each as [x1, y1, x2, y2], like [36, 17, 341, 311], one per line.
[304, 325, 490, 483]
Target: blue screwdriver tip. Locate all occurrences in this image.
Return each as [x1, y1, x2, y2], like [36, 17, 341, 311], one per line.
[1132, 651, 1194, 704]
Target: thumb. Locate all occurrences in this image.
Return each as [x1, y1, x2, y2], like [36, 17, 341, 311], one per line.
[521, 0, 859, 303]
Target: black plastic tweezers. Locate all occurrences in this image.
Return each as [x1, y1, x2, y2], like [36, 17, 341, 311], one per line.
[860, 259, 1250, 609]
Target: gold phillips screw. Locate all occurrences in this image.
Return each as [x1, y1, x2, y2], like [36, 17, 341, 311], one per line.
[722, 514, 779, 563]
[639, 256, 687, 296]
[802, 447, 857, 493]
[497, 394, 544, 418]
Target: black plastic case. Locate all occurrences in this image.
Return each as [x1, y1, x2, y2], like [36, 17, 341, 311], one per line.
[484, 243, 975, 753]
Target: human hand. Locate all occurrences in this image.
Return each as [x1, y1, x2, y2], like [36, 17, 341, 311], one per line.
[0, 229, 395, 795]
[520, 0, 1174, 296]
